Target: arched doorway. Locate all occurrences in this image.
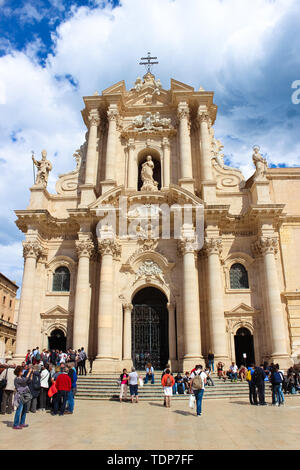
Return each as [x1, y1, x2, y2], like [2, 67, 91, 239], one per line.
[132, 287, 168, 370]
[48, 328, 66, 351]
[234, 327, 255, 367]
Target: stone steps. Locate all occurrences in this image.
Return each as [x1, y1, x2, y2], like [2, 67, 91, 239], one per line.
[75, 373, 276, 401]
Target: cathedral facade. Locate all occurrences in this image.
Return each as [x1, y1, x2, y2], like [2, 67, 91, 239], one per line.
[14, 72, 300, 372]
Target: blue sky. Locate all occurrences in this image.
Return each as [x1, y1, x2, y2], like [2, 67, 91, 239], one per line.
[0, 0, 300, 290]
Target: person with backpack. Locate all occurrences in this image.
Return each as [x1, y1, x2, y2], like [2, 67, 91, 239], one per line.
[13, 365, 33, 429]
[27, 365, 41, 413]
[190, 365, 207, 417]
[252, 365, 267, 406]
[161, 368, 175, 408]
[246, 364, 257, 405]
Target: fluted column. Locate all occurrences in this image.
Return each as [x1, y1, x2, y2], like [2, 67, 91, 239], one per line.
[96, 238, 121, 369]
[177, 102, 194, 192]
[15, 241, 42, 359]
[205, 238, 228, 361]
[101, 104, 119, 194]
[162, 137, 171, 189]
[123, 303, 132, 361]
[197, 111, 213, 181]
[85, 110, 100, 186]
[127, 139, 136, 190]
[254, 237, 290, 365]
[167, 302, 176, 365]
[178, 236, 202, 367]
[73, 238, 94, 352]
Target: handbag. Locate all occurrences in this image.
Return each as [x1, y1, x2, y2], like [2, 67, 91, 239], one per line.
[20, 391, 33, 405]
[48, 382, 58, 398]
[0, 368, 8, 390]
[189, 394, 195, 409]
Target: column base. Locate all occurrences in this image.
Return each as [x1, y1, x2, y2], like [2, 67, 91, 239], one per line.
[183, 355, 204, 372]
[93, 357, 120, 373]
[101, 179, 117, 195]
[178, 178, 195, 193]
[270, 354, 293, 370]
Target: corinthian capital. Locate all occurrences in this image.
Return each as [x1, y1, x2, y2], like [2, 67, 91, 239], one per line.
[107, 104, 119, 122]
[197, 111, 212, 127]
[98, 238, 122, 259]
[23, 241, 43, 260]
[123, 302, 133, 311]
[177, 102, 190, 120]
[178, 237, 197, 255]
[203, 237, 223, 256]
[88, 110, 100, 127]
[252, 236, 278, 256]
[75, 239, 94, 258]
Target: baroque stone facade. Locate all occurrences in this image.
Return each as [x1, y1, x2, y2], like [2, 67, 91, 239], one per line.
[14, 72, 300, 371]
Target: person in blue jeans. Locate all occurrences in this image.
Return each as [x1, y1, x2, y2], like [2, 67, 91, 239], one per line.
[173, 373, 185, 394]
[13, 365, 33, 429]
[190, 365, 207, 416]
[271, 365, 284, 406]
[207, 352, 214, 372]
[144, 363, 154, 384]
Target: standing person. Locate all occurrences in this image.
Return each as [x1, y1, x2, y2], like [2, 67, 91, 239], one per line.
[271, 365, 284, 406]
[252, 365, 267, 406]
[65, 363, 77, 414]
[88, 355, 96, 374]
[144, 363, 154, 384]
[161, 368, 175, 408]
[52, 365, 72, 416]
[25, 350, 31, 366]
[27, 365, 41, 413]
[128, 367, 139, 403]
[190, 365, 207, 417]
[119, 369, 129, 403]
[247, 364, 258, 405]
[13, 365, 33, 429]
[79, 348, 87, 376]
[0, 364, 16, 415]
[76, 349, 82, 375]
[39, 364, 50, 412]
[207, 352, 215, 372]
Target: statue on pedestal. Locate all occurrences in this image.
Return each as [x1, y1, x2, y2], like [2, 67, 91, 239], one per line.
[32, 150, 52, 188]
[140, 156, 158, 191]
[252, 146, 268, 181]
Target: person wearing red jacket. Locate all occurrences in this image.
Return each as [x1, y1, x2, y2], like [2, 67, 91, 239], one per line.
[52, 366, 72, 416]
[161, 369, 175, 408]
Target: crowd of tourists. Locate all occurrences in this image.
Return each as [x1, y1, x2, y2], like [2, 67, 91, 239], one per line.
[0, 346, 88, 430]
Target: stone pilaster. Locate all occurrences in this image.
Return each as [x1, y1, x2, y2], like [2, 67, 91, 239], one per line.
[95, 237, 121, 371]
[80, 109, 100, 206]
[197, 109, 216, 202]
[73, 237, 94, 352]
[127, 138, 136, 190]
[162, 137, 171, 189]
[253, 236, 291, 367]
[178, 235, 202, 370]
[101, 104, 119, 194]
[15, 240, 42, 360]
[177, 102, 195, 193]
[167, 302, 177, 369]
[204, 237, 228, 363]
[122, 302, 133, 368]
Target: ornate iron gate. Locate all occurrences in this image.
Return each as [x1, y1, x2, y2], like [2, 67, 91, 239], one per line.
[132, 304, 168, 370]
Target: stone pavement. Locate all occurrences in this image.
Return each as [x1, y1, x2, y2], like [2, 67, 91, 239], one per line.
[1, 396, 300, 450]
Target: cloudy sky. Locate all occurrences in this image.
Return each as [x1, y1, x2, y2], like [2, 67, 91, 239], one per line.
[0, 0, 300, 291]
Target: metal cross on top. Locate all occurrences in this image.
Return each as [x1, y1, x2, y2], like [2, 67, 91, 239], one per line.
[139, 52, 159, 74]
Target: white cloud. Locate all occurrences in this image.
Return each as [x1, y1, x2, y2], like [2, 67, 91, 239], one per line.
[0, 0, 300, 285]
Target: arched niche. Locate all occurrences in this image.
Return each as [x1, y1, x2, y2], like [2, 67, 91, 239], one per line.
[137, 148, 162, 191]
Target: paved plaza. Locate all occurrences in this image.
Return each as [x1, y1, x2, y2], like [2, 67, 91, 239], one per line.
[1, 396, 300, 450]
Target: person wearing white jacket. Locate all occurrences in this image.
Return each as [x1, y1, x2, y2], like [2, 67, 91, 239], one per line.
[39, 365, 50, 411]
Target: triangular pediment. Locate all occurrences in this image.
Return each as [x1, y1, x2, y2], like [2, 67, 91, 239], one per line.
[41, 305, 70, 318]
[226, 303, 258, 316]
[170, 78, 194, 92]
[102, 80, 126, 95]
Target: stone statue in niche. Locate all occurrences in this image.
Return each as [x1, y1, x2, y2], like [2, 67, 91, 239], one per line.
[252, 145, 268, 181]
[141, 155, 158, 191]
[32, 149, 52, 187]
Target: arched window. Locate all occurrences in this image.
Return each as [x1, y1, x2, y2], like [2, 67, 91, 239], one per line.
[229, 263, 249, 289]
[52, 266, 70, 292]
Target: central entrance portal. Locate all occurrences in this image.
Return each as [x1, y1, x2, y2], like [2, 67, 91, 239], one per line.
[132, 287, 168, 370]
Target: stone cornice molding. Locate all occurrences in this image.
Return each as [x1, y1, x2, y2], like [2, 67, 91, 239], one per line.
[75, 239, 95, 258]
